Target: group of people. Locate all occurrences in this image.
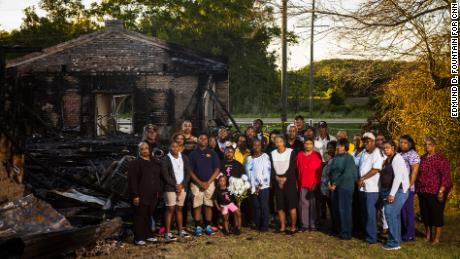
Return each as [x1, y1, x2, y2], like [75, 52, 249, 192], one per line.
[127, 116, 452, 251]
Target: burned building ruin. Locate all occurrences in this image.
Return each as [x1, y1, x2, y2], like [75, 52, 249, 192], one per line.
[5, 20, 230, 139]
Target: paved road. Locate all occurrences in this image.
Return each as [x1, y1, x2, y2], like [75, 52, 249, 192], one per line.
[232, 118, 368, 124]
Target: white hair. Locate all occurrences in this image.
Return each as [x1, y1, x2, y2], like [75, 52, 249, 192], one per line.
[286, 123, 297, 132]
[138, 142, 149, 156]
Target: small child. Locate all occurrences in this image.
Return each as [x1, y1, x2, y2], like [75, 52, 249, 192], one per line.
[213, 174, 242, 235]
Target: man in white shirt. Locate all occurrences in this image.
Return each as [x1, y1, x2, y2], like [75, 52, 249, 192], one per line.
[314, 121, 337, 162]
[357, 132, 384, 244]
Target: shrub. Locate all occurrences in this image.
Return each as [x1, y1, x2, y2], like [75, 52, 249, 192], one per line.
[380, 65, 460, 207]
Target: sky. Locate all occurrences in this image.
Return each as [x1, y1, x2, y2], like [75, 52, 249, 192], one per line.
[0, 0, 359, 70]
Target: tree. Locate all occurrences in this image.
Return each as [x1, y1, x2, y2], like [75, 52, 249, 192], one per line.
[0, 0, 98, 50]
[91, 0, 281, 113]
[289, 0, 451, 89]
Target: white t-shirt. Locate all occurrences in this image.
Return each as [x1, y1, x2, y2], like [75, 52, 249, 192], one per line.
[314, 135, 337, 162]
[271, 148, 293, 176]
[389, 153, 410, 196]
[168, 153, 184, 184]
[358, 148, 384, 192]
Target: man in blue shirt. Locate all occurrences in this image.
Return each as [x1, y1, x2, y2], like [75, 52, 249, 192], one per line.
[189, 133, 221, 236]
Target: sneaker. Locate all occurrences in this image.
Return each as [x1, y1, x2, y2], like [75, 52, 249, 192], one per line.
[179, 230, 191, 238]
[194, 226, 203, 236]
[205, 225, 215, 236]
[146, 237, 158, 243]
[382, 245, 401, 250]
[134, 240, 146, 246]
[164, 232, 177, 242]
[222, 229, 230, 236]
[234, 228, 241, 235]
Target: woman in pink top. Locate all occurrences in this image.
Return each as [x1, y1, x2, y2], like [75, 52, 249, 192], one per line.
[416, 137, 452, 244]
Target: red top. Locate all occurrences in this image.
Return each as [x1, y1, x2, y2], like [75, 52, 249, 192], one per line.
[416, 152, 452, 194]
[296, 151, 323, 190]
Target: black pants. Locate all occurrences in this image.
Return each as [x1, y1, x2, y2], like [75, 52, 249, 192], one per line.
[418, 192, 447, 227]
[320, 194, 335, 231]
[183, 190, 192, 227]
[133, 201, 158, 242]
[241, 196, 253, 227]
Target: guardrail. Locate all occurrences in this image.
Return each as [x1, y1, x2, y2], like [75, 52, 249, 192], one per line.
[232, 118, 368, 124]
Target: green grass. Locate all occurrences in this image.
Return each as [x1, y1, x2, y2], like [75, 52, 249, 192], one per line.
[95, 206, 460, 259]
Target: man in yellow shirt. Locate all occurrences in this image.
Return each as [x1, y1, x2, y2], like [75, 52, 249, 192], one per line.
[234, 134, 251, 165]
[336, 130, 355, 155]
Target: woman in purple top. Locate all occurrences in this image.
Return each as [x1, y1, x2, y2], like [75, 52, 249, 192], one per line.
[398, 135, 420, 241]
[416, 137, 452, 244]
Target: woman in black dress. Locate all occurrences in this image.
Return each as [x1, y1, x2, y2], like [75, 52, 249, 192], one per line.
[271, 136, 298, 234]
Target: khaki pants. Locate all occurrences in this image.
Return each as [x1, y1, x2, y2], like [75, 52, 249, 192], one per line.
[190, 182, 215, 208]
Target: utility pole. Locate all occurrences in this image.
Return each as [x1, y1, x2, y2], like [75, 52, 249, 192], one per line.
[308, 0, 315, 126]
[281, 0, 288, 131]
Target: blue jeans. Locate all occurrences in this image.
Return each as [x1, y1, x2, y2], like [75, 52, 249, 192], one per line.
[252, 188, 270, 230]
[383, 189, 409, 248]
[359, 191, 379, 243]
[332, 187, 353, 239]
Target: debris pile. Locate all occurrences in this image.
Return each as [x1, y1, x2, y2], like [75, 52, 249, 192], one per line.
[0, 136, 141, 258]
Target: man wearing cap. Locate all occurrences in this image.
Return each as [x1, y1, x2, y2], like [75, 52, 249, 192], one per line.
[314, 121, 337, 162]
[142, 124, 159, 155]
[357, 132, 385, 244]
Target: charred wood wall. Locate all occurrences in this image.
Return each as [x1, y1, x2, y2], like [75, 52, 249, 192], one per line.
[10, 72, 226, 138]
